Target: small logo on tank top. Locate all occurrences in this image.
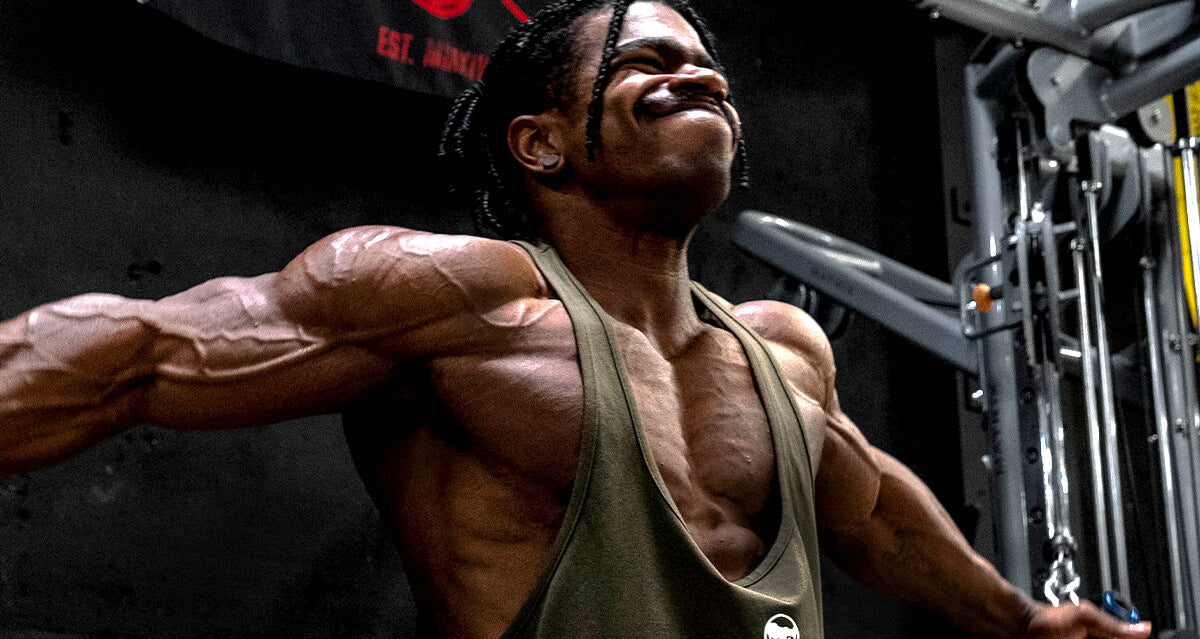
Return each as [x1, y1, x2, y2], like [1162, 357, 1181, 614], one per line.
[763, 613, 800, 639]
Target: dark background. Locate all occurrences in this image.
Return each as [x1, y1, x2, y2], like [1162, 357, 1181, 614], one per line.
[0, 0, 976, 637]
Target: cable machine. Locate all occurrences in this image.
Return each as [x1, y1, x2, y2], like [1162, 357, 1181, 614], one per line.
[736, 1, 1200, 633]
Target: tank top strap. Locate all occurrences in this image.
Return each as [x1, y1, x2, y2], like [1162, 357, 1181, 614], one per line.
[689, 281, 824, 622]
[505, 239, 637, 631]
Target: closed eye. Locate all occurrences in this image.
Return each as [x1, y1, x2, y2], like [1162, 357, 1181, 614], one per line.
[619, 56, 665, 72]
[611, 36, 716, 75]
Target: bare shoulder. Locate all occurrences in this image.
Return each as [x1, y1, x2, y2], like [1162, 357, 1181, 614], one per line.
[730, 299, 835, 378]
[273, 226, 547, 333]
[720, 298, 834, 415]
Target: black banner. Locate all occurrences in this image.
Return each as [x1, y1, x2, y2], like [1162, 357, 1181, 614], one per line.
[143, 0, 552, 97]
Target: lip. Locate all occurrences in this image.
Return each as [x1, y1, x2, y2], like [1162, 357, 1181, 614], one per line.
[635, 95, 726, 119]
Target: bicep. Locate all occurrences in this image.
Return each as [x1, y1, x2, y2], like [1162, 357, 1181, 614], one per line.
[135, 226, 533, 428]
[2, 226, 525, 473]
[815, 397, 962, 557]
[814, 396, 883, 533]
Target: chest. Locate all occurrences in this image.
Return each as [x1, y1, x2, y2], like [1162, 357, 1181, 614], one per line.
[425, 302, 812, 521]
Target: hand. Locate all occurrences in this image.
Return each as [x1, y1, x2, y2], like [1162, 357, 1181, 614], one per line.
[1022, 602, 1151, 639]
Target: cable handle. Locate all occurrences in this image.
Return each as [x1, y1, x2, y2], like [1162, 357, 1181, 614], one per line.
[1101, 591, 1141, 623]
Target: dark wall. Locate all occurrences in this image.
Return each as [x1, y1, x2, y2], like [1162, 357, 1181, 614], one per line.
[0, 0, 965, 637]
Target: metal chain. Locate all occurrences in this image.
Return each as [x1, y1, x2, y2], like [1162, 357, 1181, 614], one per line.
[1044, 548, 1082, 607]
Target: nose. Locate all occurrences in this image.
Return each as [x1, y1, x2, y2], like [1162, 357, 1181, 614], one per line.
[669, 64, 729, 102]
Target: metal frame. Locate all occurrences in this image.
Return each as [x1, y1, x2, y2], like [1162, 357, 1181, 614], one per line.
[913, 0, 1194, 63]
[735, 0, 1200, 631]
[733, 212, 975, 374]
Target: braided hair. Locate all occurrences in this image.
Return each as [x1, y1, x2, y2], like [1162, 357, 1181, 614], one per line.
[439, 0, 749, 240]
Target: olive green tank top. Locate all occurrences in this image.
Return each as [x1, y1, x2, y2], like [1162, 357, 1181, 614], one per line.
[504, 241, 823, 639]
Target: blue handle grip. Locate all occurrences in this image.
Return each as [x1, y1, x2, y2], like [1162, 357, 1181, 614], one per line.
[1102, 591, 1140, 623]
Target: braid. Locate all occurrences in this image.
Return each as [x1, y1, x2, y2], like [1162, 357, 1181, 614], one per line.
[440, 85, 487, 230]
[584, 0, 632, 160]
[735, 135, 750, 189]
[440, 0, 746, 239]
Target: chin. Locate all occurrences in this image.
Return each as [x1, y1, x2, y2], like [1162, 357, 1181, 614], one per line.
[662, 120, 735, 162]
[642, 166, 732, 232]
[659, 152, 734, 203]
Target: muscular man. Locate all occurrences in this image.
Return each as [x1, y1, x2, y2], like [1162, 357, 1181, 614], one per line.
[0, 0, 1155, 637]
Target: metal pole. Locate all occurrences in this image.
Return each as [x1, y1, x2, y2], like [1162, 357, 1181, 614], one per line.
[966, 63, 1032, 591]
[733, 214, 979, 374]
[1072, 234, 1114, 593]
[1014, 130, 1077, 597]
[1178, 138, 1200, 329]
[1173, 142, 1200, 624]
[1104, 39, 1200, 121]
[1082, 179, 1132, 598]
[1159, 144, 1200, 626]
[1071, 0, 1185, 31]
[1143, 258, 1189, 629]
[916, 0, 1109, 62]
[1035, 201, 1078, 604]
[1170, 247, 1200, 627]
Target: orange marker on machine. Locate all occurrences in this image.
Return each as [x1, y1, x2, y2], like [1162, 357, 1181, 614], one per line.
[972, 283, 997, 313]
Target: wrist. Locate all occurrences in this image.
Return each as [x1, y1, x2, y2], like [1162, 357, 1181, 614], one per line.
[963, 578, 1037, 639]
[1003, 589, 1039, 639]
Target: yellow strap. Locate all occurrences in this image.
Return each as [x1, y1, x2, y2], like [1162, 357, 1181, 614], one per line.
[1189, 83, 1200, 139]
[1174, 156, 1198, 328]
[1171, 87, 1200, 330]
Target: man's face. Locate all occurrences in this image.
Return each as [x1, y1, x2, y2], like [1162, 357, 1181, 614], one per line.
[557, 2, 740, 222]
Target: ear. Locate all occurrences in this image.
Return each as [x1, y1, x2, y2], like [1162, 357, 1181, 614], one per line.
[507, 114, 567, 177]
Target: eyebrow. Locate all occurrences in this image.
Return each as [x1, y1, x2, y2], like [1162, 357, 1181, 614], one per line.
[611, 36, 716, 69]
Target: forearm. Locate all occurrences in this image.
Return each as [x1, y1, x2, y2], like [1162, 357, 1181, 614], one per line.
[825, 453, 1035, 639]
[0, 273, 400, 477]
[0, 296, 152, 476]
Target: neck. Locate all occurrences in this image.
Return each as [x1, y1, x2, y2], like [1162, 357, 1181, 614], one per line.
[541, 200, 706, 357]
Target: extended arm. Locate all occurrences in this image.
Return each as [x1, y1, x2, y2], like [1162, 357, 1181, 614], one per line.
[0, 226, 526, 477]
[739, 298, 1148, 638]
[817, 407, 1031, 637]
[815, 372, 1150, 639]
